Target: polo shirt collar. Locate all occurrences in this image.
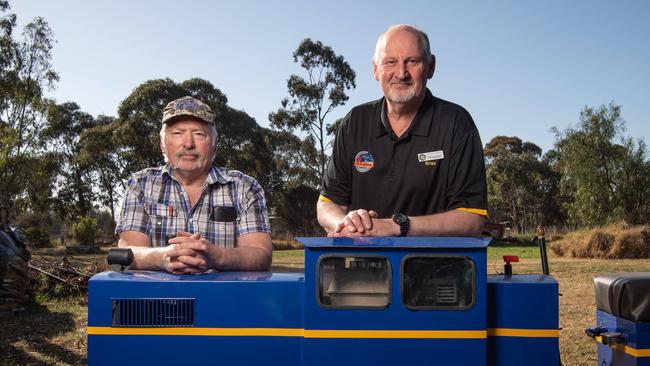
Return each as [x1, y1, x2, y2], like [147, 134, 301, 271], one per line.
[162, 164, 231, 185]
[377, 88, 435, 139]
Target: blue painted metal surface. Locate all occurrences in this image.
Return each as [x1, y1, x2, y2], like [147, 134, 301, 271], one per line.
[487, 275, 560, 365]
[89, 336, 303, 365]
[88, 271, 304, 365]
[87, 237, 562, 366]
[597, 309, 650, 365]
[300, 237, 488, 366]
[89, 271, 304, 327]
[303, 338, 486, 365]
[297, 236, 491, 248]
[298, 238, 489, 365]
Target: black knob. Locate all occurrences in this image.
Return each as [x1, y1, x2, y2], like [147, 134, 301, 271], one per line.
[601, 332, 625, 346]
[585, 326, 606, 339]
[107, 248, 134, 269]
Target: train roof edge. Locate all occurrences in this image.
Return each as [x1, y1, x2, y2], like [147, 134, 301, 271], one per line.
[296, 236, 492, 249]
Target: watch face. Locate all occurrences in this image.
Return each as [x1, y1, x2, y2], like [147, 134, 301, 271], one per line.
[393, 213, 409, 236]
[393, 213, 408, 224]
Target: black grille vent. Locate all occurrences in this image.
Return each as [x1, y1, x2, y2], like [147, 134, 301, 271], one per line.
[112, 298, 195, 327]
[436, 284, 458, 304]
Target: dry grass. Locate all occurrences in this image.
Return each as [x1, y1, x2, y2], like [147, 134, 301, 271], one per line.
[270, 248, 305, 272]
[2, 248, 649, 365]
[0, 298, 88, 365]
[272, 238, 304, 251]
[504, 255, 650, 366]
[551, 223, 650, 259]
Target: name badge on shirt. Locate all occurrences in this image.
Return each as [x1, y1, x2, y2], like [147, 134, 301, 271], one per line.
[417, 150, 444, 163]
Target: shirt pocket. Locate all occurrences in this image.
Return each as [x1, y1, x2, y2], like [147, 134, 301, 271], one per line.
[147, 203, 177, 247]
[211, 221, 237, 248]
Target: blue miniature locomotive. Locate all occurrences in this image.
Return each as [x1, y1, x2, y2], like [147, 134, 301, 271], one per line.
[87, 237, 560, 365]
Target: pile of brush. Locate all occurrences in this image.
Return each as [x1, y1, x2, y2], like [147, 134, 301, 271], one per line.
[29, 254, 106, 300]
[550, 223, 650, 259]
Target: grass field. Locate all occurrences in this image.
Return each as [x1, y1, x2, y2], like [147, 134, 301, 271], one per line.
[2, 246, 649, 365]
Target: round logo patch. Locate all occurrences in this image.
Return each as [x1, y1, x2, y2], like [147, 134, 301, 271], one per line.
[354, 151, 374, 173]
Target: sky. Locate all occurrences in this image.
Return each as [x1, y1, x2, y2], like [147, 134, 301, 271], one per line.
[10, 0, 650, 154]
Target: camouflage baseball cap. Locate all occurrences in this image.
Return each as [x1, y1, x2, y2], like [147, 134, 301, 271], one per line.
[162, 96, 216, 126]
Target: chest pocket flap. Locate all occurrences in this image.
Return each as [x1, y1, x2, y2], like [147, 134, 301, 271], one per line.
[147, 203, 171, 217]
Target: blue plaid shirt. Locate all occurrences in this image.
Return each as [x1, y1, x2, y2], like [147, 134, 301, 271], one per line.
[115, 164, 271, 248]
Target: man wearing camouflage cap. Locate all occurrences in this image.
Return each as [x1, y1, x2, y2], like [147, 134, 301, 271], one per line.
[115, 96, 272, 273]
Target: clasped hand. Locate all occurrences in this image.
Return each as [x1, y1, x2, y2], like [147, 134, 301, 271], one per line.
[328, 209, 398, 237]
[162, 231, 214, 274]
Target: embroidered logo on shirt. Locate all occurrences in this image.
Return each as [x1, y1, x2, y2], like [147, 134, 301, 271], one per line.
[354, 151, 375, 173]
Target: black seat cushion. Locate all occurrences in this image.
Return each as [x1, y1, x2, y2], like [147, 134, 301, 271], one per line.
[595, 273, 650, 322]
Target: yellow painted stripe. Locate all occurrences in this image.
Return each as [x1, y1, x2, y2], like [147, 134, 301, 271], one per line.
[89, 327, 563, 340]
[456, 208, 488, 216]
[87, 327, 304, 337]
[487, 328, 559, 338]
[88, 327, 485, 339]
[318, 195, 332, 203]
[595, 336, 650, 358]
[626, 346, 650, 358]
[304, 329, 486, 339]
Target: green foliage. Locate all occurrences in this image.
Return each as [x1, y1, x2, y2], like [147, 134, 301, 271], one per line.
[485, 136, 564, 232]
[0, 3, 59, 225]
[33, 291, 50, 304]
[77, 116, 121, 219]
[17, 212, 53, 247]
[71, 216, 98, 246]
[24, 226, 51, 248]
[267, 130, 320, 189]
[553, 103, 650, 226]
[214, 107, 278, 204]
[269, 39, 356, 185]
[94, 210, 116, 244]
[42, 102, 97, 220]
[32, 273, 77, 301]
[273, 185, 322, 236]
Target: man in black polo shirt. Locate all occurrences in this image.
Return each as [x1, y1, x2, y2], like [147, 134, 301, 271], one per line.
[317, 24, 487, 237]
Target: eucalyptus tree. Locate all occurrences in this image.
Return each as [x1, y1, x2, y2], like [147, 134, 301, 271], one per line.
[554, 103, 650, 226]
[0, 1, 58, 224]
[269, 38, 356, 184]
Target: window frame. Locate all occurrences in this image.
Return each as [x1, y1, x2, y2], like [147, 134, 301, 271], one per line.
[316, 253, 392, 310]
[400, 254, 476, 311]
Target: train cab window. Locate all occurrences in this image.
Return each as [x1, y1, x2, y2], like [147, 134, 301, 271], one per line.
[402, 256, 475, 310]
[318, 256, 390, 309]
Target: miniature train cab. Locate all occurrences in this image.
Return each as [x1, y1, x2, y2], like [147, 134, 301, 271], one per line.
[87, 237, 560, 366]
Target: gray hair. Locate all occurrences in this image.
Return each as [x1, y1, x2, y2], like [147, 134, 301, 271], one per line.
[373, 24, 432, 65]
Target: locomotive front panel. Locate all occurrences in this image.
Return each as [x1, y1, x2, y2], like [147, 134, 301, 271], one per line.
[88, 271, 305, 366]
[299, 237, 490, 366]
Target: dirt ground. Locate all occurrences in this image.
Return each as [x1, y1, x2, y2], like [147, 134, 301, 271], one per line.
[1, 249, 649, 366]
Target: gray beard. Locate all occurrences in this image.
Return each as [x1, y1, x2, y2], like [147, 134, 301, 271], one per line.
[386, 87, 417, 103]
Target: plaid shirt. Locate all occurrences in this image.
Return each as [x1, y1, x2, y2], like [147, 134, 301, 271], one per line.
[115, 164, 271, 248]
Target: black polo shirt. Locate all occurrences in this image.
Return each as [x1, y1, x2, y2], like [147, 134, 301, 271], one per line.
[321, 89, 487, 218]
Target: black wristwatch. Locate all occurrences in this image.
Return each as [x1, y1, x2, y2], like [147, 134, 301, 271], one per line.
[392, 213, 410, 237]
